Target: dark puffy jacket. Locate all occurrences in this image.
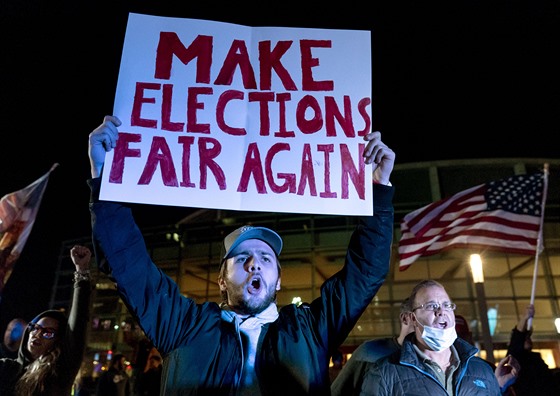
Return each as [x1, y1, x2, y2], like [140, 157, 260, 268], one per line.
[359, 333, 501, 395]
[89, 178, 394, 396]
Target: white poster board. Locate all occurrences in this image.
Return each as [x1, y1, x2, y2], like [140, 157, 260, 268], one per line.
[100, 13, 373, 215]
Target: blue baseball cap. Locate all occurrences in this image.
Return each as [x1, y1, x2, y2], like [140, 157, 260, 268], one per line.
[223, 225, 283, 259]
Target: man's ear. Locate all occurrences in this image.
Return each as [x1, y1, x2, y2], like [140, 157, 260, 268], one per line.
[276, 277, 281, 291]
[410, 312, 419, 327]
[218, 275, 227, 291]
[218, 260, 228, 291]
[401, 312, 410, 325]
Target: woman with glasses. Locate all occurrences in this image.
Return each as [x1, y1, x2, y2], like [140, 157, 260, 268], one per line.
[0, 245, 92, 396]
[357, 279, 519, 395]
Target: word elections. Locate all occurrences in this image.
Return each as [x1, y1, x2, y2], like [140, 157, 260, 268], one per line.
[108, 133, 367, 199]
[131, 33, 372, 138]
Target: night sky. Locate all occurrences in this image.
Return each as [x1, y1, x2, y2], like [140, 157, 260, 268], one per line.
[1, 1, 558, 330]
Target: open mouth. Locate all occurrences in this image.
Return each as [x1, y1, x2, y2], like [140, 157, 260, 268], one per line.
[435, 320, 448, 329]
[247, 276, 262, 294]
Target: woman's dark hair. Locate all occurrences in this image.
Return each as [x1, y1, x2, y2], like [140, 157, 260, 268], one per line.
[14, 310, 67, 395]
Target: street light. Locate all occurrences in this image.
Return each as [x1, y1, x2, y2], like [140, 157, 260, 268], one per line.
[469, 254, 495, 364]
[470, 254, 484, 283]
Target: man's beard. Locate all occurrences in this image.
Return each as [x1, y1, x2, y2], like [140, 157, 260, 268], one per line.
[227, 283, 277, 315]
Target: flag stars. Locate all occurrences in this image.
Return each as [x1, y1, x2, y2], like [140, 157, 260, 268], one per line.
[486, 172, 544, 216]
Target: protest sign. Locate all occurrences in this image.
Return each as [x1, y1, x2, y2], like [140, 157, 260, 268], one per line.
[101, 13, 373, 215]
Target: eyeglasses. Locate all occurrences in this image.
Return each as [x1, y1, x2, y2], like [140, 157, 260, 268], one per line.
[28, 323, 57, 340]
[412, 302, 457, 312]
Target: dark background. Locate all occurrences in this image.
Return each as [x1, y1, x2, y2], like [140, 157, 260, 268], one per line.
[1, 1, 558, 328]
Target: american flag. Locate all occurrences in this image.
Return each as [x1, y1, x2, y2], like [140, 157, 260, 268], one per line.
[398, 171, 545, 271]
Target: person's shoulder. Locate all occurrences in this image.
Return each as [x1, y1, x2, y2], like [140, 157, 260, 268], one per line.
[350, 340, 372, 358]
[0, 356, 21, 371]
[361, 337, 397, 349]
[351, 337, 398, 363]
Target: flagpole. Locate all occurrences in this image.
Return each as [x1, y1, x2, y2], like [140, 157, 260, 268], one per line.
[528, 163, 549, 330]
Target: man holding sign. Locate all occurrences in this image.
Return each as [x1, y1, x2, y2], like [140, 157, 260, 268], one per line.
[88, 114, 395, 395]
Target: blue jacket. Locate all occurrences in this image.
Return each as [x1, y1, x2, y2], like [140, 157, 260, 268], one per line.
[359, 333, 501, 395]
[89, 178, 394, 396]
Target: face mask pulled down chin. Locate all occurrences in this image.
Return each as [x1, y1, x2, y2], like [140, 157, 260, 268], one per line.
[417, 319, 457, 351]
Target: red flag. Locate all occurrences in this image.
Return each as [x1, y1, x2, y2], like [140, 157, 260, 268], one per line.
[398, 171, 545, 271]
[0, 164, 58, 293]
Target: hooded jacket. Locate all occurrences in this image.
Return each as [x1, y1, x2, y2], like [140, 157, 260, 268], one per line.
[0, 277, 91, 395]
[358, 333, 501, 395]
[89, 177, 394, 396]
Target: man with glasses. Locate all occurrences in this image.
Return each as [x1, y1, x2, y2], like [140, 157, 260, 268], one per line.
[358, 279, 518, 395]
